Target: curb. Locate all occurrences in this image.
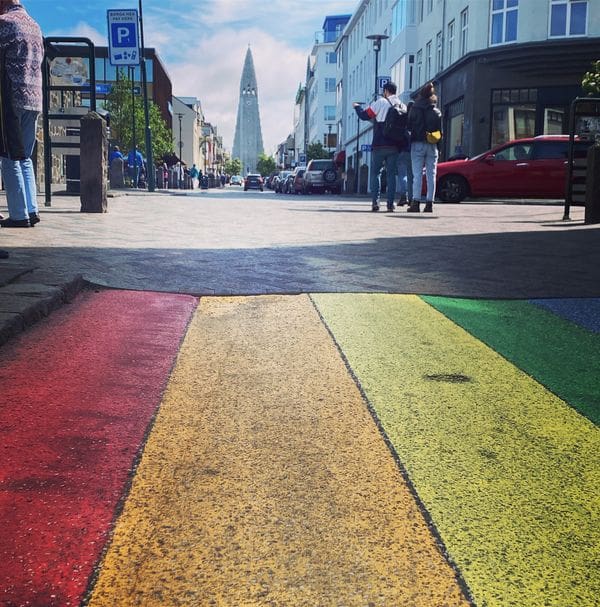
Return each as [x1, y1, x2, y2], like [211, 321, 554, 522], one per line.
[0, 271, 86, 348]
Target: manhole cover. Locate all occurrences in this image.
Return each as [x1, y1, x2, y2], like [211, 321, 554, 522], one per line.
[424, 373, 472, 383]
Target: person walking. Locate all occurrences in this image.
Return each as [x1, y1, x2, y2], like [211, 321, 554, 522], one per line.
[127, 146, 144, 188]
[353, 81, 407, 212]
[0, 0, 43, 229]
[407, 82, 442, 213]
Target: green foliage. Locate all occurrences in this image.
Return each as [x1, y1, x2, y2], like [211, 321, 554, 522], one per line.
[256, 154, 276, 176]
[582, 60, 600, 96]
[104, 69, 173, 162]
[224, 158, 242, 175]
[306, 141, 331, 161]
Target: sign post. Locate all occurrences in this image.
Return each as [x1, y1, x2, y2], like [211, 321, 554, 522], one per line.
[107, 10, 140, 66]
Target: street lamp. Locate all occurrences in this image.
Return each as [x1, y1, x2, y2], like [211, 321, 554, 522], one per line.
[327, 123, 333, 155]
[366, 34, 389, 101]
[138, 0, 154, 191]
[176, 113, 183, 163]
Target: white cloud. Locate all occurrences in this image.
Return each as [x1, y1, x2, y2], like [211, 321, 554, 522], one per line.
[46, 21, 105, 46]
[168, 28, 306, 155]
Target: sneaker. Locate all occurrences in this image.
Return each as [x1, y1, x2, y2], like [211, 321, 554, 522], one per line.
[423, 202, 433, 213]
[29, 212, 41, 226]
[387, 204, 395, 212]
[0, 217, 30, 228]
[398, 195, 408, 206]
[371, 204, 380, 212]
[407, 201, 420, 213]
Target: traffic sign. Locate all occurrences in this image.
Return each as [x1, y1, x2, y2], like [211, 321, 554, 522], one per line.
[299, 153, 307, 164]
[107, 9, 140, 66]
[378, 76, 391, 93]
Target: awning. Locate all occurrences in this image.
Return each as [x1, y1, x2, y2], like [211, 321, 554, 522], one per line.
[334, 150, 346, 164]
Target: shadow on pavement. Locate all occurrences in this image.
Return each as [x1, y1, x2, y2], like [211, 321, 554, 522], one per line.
[8, 225, 600, 298]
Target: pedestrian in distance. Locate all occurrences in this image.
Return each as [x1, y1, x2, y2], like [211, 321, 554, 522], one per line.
[109, 145, 123, 164]
[0, 0, 43, 229]
[353, 81, 408, 212]
[127, 146, 144, 188]
[189, 163, 199, 188]
[407, 81, 443, 213]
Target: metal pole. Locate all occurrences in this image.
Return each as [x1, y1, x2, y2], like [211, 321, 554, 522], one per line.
[138, 0, 155, 191]
[374, 46, 379, 101]
[355, 113, 360, 194]
[42, 47, 52, 206]
[130, 66, 137, 187]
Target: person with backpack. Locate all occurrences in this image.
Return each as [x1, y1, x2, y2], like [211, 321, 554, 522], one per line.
[353, 81, 408, 212]
[407, 81, 442, 213]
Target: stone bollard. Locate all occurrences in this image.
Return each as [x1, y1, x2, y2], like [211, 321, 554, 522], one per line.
[585, 144, 600, 225]
[109, 157, 125, 189]
[80, 112, 108, 212]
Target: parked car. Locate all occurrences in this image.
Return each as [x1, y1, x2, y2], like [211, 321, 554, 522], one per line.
[244, 174, 264, 191]
[283, 172, 296, 194]
[230, 175, 243, 186]
[291, 167, 307, 194]
[302, 159, 341, 194]
[274, 170, 293, 193]
[265, 171, 279, 189]
[436, 135, 591, 202]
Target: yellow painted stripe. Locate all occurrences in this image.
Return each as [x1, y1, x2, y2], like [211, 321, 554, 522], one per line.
[88, 295, 468, 606]
[312, 293, 600, 607]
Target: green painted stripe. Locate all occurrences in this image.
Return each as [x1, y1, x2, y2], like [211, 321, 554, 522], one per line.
[422, 297, 600, 425]
[312, 293, 600, 607]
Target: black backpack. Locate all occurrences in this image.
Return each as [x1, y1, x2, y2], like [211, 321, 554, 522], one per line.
[383, 99, 409, 146]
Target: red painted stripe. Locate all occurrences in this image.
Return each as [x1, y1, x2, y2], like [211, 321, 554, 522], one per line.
[366, 107, 376, 119]
[0, 290, 196, 607]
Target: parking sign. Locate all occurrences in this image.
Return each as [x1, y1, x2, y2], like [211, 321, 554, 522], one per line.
[378, 76, 391, 93]
[107, 10, 140, 66]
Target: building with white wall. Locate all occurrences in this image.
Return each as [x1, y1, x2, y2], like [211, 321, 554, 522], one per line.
[331, 0, 600, 191]
[172, 96, 204, 169]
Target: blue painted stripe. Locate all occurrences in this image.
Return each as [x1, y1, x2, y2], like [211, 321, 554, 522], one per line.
[530, 298, 600, 334]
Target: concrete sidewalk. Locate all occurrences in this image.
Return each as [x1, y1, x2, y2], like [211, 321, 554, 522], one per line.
[0, 188, 598, 346]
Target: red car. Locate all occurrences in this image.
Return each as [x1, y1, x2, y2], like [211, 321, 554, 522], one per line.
[435, 135, 591, 202]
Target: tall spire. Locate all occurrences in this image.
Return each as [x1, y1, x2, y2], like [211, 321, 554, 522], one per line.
[232, 47, 264, 175]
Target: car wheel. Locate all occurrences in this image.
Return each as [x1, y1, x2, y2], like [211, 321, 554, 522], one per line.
[438, 175, 468, 203]
[323, 168, 337, 184]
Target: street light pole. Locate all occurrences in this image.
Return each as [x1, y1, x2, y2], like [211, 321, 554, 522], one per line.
[366, 34, 389, 101]
[138, 0, 155, 191]
[355, 103, 364, 194]
[327, 123, 332, 155]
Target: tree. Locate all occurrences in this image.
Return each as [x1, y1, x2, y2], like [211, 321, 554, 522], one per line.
[224, 158, 242, 176]
[256, 154, 276, 176]
[582, 60, 600, 96]
[104, 69, 173, 162]
[306, 141, 331, 161]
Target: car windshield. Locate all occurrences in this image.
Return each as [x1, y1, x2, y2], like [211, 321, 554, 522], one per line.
[309, 160, 332, 170]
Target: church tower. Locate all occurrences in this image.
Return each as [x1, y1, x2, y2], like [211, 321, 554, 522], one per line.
[233, 47, 264, 175]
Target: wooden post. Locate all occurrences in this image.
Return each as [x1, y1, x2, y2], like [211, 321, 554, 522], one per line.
[80, 112, 108, 213]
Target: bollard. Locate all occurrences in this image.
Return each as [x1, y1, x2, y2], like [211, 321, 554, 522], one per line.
[585, 144, 600, 224]
[80, 112, 108, 213]
[109, 157, 125, 189]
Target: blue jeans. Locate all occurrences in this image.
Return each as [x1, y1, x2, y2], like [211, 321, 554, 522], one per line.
[397, 150, 413, 200]
[1, 109, 39, 220]
[370, 147, 399, 207]
[411, 141, 439, 202]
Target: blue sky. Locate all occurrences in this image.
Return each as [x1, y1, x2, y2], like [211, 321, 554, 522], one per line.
[26, 0, 357, 153]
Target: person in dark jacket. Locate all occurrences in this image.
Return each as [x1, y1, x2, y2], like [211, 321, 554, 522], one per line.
[0, 0, 43, 229]
[353, 81, 408, 212]
[407, 82, 442, 213]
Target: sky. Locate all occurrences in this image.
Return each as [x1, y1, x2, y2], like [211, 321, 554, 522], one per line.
[25, 0, 358, 154]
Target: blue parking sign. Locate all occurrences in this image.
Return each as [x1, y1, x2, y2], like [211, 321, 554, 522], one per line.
[107, 9, 140, 66]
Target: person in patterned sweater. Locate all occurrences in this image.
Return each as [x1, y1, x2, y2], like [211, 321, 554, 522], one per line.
[0, 0, 43, 230]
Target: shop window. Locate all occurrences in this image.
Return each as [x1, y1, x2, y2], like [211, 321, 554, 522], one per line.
[491, 104, 536, 146]
[543, 108, 566, 135]
[446, 98, 465, 158]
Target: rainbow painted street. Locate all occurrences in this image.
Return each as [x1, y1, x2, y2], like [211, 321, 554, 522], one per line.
[0, 291, 598, 607]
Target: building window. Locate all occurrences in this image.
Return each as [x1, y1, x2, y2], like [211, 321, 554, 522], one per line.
[460, 8, 469, 56]
[491, 0, 518, 45]
[436, 31, 443, 72]
[416, 49, 423, 86]
[550, 0, 587, 37]
[326, 51, 337, 64]
[491, 88, 537, 146]
[324, 105, 336, 121]
[392, 0, 417, 37]
[325, 78, 336, 93]
[446, 97, 465, 157]
[447, 19, 455, 65]
[425, 40, 432, 80]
